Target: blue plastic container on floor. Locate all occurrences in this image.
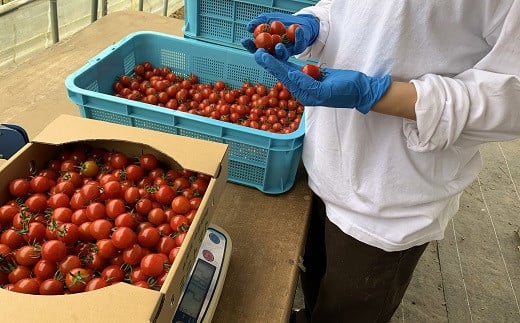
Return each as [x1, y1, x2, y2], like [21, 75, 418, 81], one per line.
[65, 31, 305, 194]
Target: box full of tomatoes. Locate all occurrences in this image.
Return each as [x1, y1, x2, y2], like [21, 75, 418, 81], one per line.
[0, 115, 228, 323]
[183, 0, 319, 50]
[65, 31, 306, 194]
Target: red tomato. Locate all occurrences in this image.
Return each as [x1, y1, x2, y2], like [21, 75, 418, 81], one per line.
[89, 219, 113, 240]
[105, 199, 126, 219]
[47, 192, 71, 209]
[111, 226, 137, 249]
[125, 164, 145, 182]
[96, 239, 118, 259]
[0, 205, 18, 226]
[12, 277, 40, 294]
[15, 245, 40, 266]
[101, 264, 126, 284]
[30, 175, 53, 193]
[174, 232, 187, 247]
[156, 236, 176, 255]
[58, 255, 82, 274]
[65, 268, 93, 294]
[33, 259, 58, 281]
[147, 207, 167, 226]
[129, 266, 150, 284]
[168, 246, 181, 264]
[122, 243, 144, 265]
[8, 178, 31, 197]
[255, 32, 274, 52]
[39, 278, 65, 295]
[25, 193, 48, 213]
[171, 195, 191, 215]
[8, 265, 31, 284]
[170, 215, 190, 233]
[301, 64, 322, 80]
[84, 277, 109, 291]
[57, 222, 80, 245]
[269, 20, 286, 35]
[253, 23, 270, 38]
[102, 181, 123, 199]
[154, 185, 175, 205]
[285, 23, 300, 43]
[137, 227, 161, 248]
[23, 221, 46, 244]
[140, 253, 169, 277]
[86, 202, 107, 221]
[41, 239, 67, 263]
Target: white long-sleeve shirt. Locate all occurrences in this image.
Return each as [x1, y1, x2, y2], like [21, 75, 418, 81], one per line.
[297, 0, 520, 251]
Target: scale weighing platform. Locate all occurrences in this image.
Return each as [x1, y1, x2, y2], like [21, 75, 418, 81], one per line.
[172, 224, 232, 323]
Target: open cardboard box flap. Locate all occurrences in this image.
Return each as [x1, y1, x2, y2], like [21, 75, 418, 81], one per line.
[33, 115, 228, 178]
[0, 282, 162, 322]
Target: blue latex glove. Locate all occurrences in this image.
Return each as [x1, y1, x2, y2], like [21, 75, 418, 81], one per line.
[254, 49, 391, 114]
[241, 13, 320, 61]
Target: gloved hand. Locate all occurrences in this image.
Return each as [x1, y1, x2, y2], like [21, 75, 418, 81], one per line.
[254, 49, 391, 114]
[241, 13, 320, 61]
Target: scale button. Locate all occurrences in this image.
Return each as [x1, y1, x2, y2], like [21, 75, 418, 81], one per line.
[209, 232, 221, 244]
[202, 249, 214, 262]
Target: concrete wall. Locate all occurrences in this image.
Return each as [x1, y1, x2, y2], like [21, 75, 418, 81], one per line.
[0, 0, 183, 70]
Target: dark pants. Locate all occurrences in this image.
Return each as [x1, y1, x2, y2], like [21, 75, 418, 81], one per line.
[297, 194, 429, 323]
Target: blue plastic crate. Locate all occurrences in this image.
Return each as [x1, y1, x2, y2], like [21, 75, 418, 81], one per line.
[65, 31, 305, 194]
[183, 0, 318, 50]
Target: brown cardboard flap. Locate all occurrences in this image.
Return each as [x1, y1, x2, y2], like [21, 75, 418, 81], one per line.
[0, 282, 162, 323]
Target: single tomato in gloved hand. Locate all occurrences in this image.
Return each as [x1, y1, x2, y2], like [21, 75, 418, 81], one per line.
[301, 64, 322, 80]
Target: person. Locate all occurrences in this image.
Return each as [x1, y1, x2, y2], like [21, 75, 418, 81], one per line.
[241, 1, 520, 322]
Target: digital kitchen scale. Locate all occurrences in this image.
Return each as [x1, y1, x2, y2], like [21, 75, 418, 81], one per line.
[172, 224, 232, 323]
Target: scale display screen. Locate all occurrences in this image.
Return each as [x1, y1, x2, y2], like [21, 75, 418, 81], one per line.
[173, 259, 216, 322]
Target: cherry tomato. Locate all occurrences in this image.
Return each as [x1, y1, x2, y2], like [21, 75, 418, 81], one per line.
[170, 215, 190, 233]
[9, 178, 31, 197]
[255, 32, 274, 53]
[89, 219, 113, 240]
[101, 264, 126, 284]
[33, 259, 58, 281]
[137, 227, 161, 248]
[85, 277, 109, 291]
[301, 64, 322, 80]
[140, 253, 168, 277]
[285, 23, 300, 43]
[15, 245, 40, 267]
[12, 277, 40, 294]
[269, 20, 286, 35]
[41, 239, 67, 263]
[171, 195, 191, 215]
[39, 278, 65, 295]
[65, 268, 93, 294]
[111, 226, 137, 249]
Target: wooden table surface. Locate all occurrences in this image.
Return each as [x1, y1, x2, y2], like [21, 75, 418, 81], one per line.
[0, 10, 312, 323]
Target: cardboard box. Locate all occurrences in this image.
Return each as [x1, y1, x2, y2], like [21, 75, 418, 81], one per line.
[0, 115, 228, 323]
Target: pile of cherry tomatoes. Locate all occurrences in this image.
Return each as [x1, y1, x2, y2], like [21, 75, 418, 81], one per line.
[111, 61, 304, 134]
[0, 143, 210, 295]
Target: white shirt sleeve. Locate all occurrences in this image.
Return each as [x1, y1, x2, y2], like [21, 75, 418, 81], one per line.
[404, 1, 520, 152]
